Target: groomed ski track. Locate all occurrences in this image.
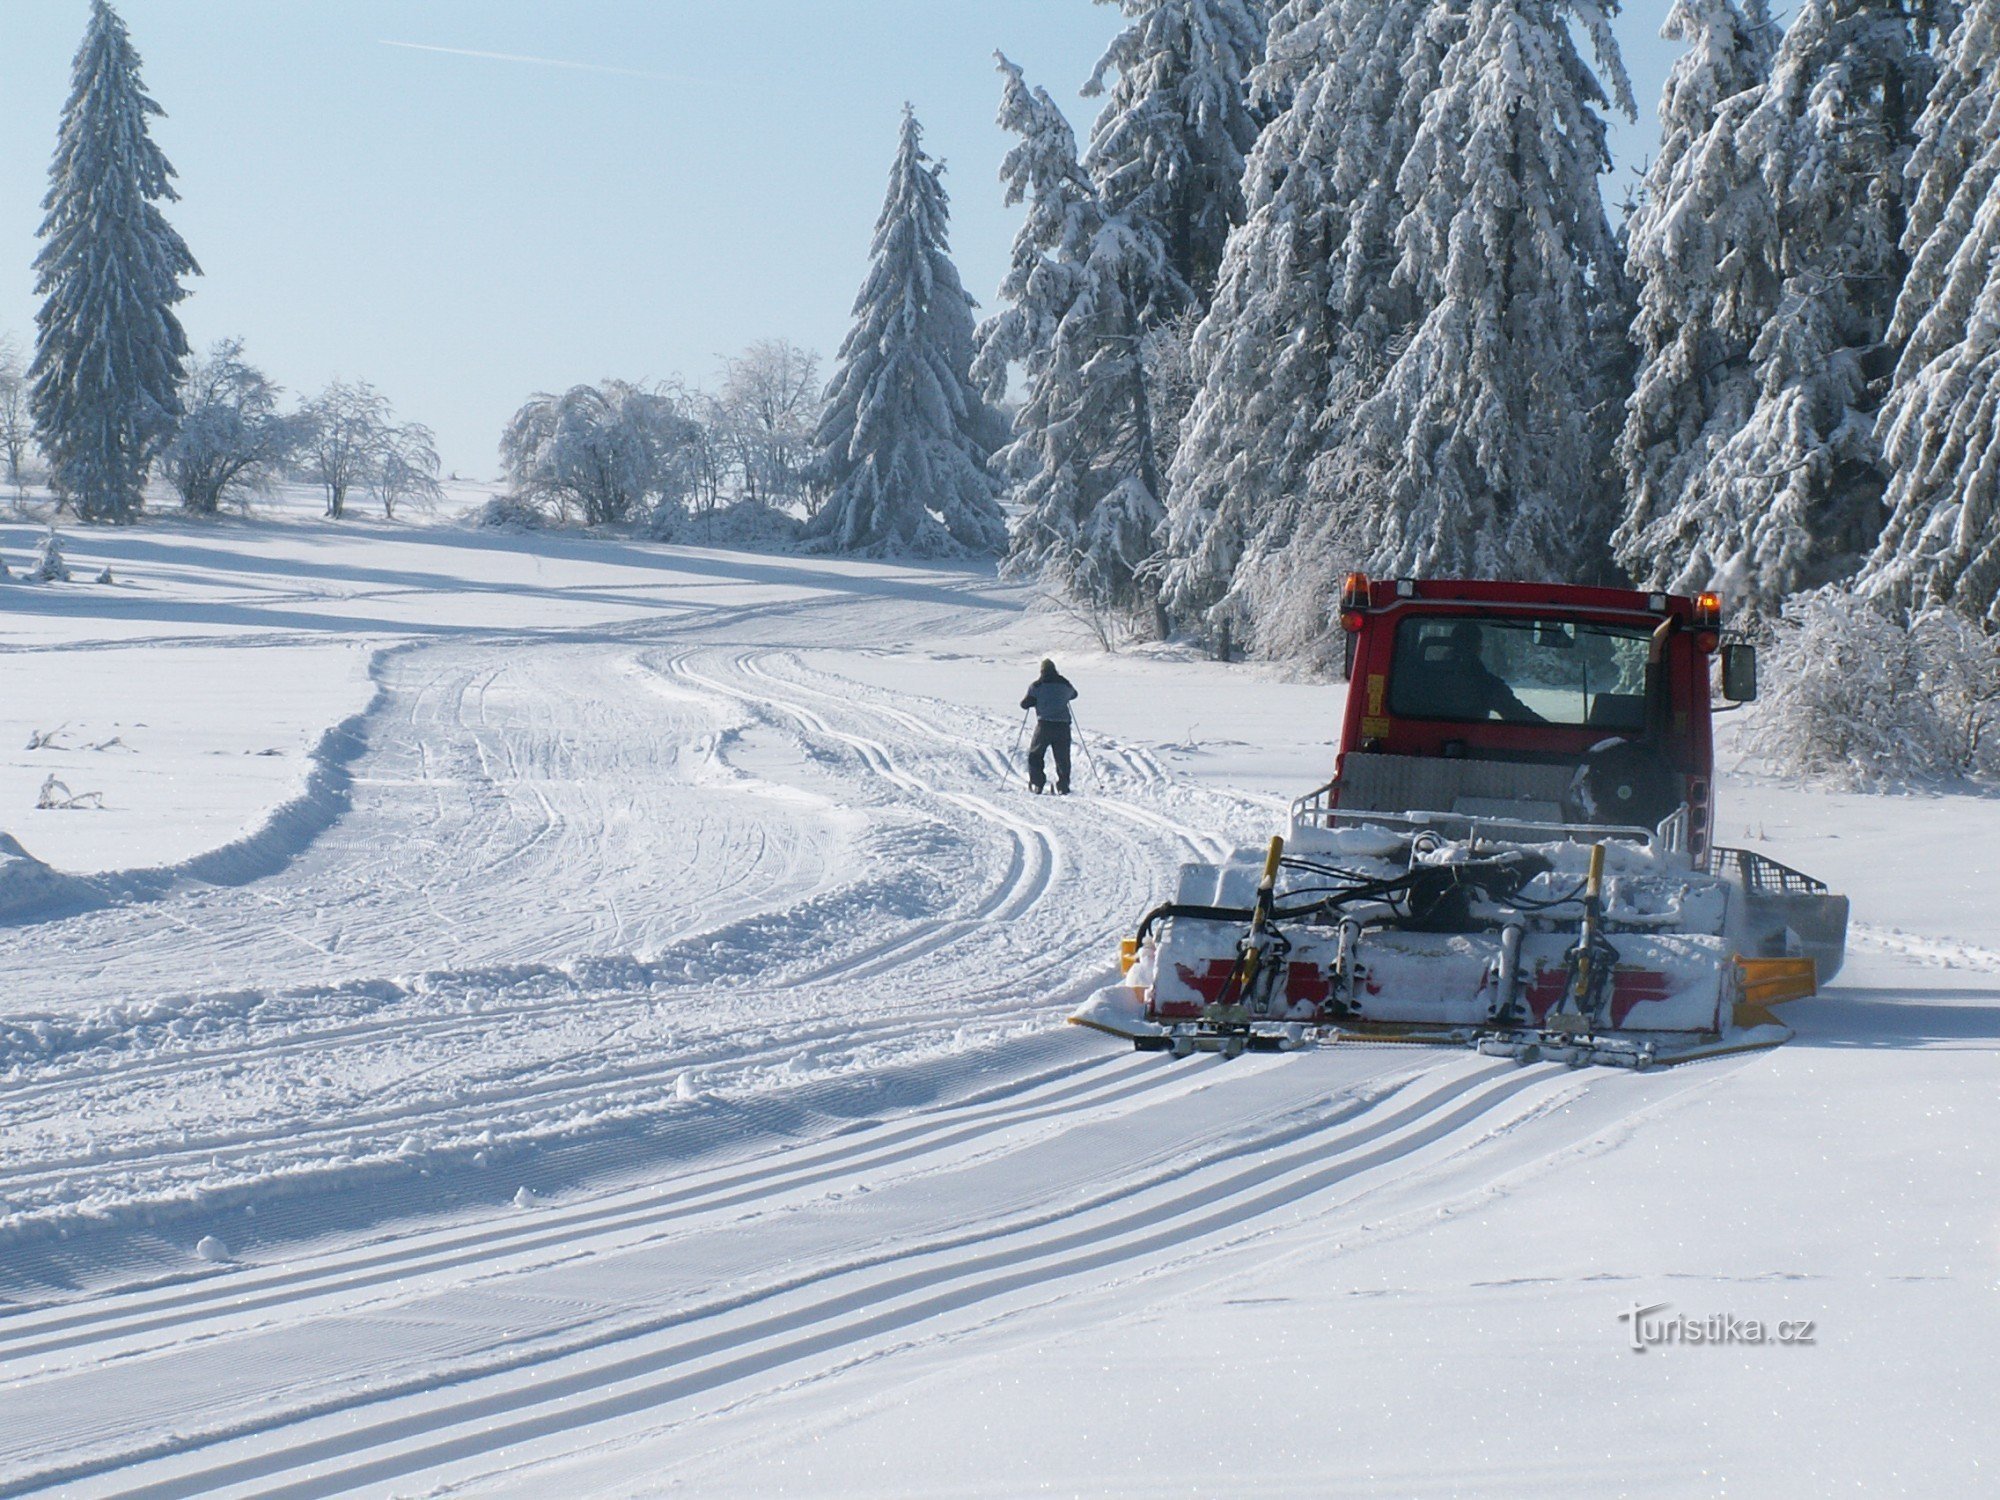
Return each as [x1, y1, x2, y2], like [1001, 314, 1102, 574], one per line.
[0, 565, 1791, 1496]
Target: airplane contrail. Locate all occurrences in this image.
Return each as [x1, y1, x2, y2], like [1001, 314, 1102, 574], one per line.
[378, 39, 689, 84]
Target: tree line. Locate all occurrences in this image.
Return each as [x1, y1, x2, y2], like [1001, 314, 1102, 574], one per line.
[801, 0, 2000, 663]
[27, 0, 2000, 669]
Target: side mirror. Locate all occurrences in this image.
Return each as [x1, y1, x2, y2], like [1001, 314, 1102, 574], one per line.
[1721, 643, 1758, 703]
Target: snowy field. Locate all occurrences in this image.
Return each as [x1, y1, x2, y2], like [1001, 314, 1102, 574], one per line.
[0, 494, 1995, 1498]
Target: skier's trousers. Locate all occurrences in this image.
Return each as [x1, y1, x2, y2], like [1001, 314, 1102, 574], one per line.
[1028, 720, 1072, 793]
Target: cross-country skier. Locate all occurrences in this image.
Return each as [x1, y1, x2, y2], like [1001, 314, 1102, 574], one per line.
[1020, 658, 1078, 795]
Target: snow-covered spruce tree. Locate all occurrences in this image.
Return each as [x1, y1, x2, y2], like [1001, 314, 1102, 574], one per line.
[1324, 0, 1635, 588]
[29, 0, 198, 523]
[975, 55, 1183, 619]
[1625, 0, 1933, 611]
[1614, 1, 1778, 585]
[1082, 0, 1270, 308]
[1863, 0, 2000, 625]
[806, 109, 1005, 557]
[1159, 0, 1454, 653]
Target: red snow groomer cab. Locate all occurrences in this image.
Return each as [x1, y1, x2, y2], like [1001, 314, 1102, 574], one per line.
[1075, 576, 1849, 1068]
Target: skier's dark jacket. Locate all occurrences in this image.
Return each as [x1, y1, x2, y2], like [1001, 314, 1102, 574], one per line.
[1021, 670, 1077, 723]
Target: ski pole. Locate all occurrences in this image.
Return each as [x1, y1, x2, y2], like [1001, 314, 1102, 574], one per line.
[1071, 712, 1101, 789]
[1010, 709, 1032, 785]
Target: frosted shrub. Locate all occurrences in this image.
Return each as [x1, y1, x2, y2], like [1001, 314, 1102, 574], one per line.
[474, 493, 547, 531]
[1749, 588, 2000, 786]
[1913, 610, 2000, 778]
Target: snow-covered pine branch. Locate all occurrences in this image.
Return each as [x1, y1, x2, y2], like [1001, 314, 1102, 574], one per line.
[28, 0, 198, 523]
[976, 54, 1183, 622]
[1323, 0, 1632, 609]
[1619, 0, 1932, 612]
[1862, 0, 2000, 627]
[1615, 0, 1777, 591]
[806, 108, 1005, 558]
[1082, 0, 1271, 309]
[29, 529, 71, 583]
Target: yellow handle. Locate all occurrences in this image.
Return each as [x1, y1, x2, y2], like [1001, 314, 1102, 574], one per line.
[1259, 835, 1285, 892]
[1232, 836, 1288, 1000]
[1585, 842, 1606, 901]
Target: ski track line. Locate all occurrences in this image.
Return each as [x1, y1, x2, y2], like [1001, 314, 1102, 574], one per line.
[2, 637, 850, 1008]
[654, 652, 1062, 958]
[14, 1058, 1559, 1500]
[0, 918, 1128, 1233]
[714, 648, 1252, 980]
[0, 1001, 1076, 1215]
[0, 1049, 1207, 1365]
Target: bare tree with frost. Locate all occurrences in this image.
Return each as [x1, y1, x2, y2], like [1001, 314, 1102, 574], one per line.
[713, 340, 821, 509]
[1160, 0, 1454, 654]
[369, 420, 442, 520]
[0, 336, 35, 488]
[1626, 0, 1933, 611]
[976, 55, 1182, 620]
[159, 340, 301, 514]
[299, 382, 392, 520]
[29, 0, 198, 523]
[1863, 0, 2000, 626]
[1082, 0, 1271, 307]
[1614, 1, 1777, 587]
[1324, 0, 1635, 590]
[806, 109, 1005, 557]
[501, 381, 698, 528]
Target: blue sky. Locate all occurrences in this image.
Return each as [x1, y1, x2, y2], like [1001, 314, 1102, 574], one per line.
[0, 2, 1729, 480]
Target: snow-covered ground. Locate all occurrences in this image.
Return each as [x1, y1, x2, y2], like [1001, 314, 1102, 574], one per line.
[1, 494, 1994, 1498]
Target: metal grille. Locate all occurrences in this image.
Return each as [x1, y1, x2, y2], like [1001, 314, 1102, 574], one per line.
[1709, 846, 1828, 896]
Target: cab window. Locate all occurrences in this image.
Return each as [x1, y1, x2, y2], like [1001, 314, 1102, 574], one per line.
[1387, 616, 1653, 729]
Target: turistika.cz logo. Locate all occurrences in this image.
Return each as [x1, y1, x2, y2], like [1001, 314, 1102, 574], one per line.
[1617, 1301, 1817, 1353]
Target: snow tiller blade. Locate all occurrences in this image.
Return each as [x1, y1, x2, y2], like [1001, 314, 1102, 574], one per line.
[1073, 820, 1829, 1069]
